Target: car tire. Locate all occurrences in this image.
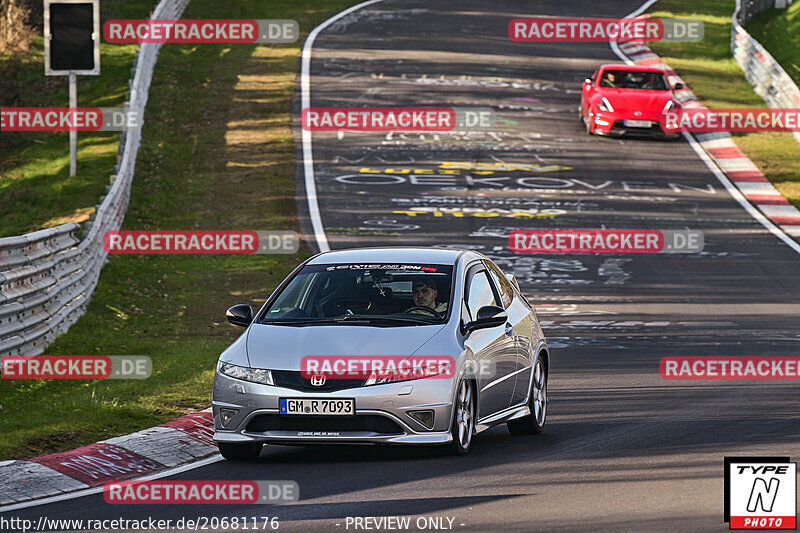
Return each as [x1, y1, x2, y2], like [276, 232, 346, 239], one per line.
[447, 379, 475, 455]
[218, 442, 263, 461]
[507, 354, 547, 435]
[585, 113, 594, 135]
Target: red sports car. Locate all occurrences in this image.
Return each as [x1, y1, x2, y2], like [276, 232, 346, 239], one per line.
[580, 64, 682, 138]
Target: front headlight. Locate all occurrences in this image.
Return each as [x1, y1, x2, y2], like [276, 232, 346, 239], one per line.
[218, 361, 274, 385]
[364, 373, 406, 386]
[599, 96, 615, 112]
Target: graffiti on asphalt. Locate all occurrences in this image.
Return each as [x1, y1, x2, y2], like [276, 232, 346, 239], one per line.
[390, 196, 599, 212]
[330, 173, 719, 195]
[356, 161, 573, 174]
[391, 207, 564, 219]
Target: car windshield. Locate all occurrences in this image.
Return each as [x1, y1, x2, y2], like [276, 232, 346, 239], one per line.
[259, 263, 454, 325]
[599, 70, 668, 90]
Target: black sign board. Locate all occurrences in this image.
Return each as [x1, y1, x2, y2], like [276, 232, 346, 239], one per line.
[45, 0, 100, 75]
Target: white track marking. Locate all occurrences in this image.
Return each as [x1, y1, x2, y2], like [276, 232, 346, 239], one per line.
[0, 456, 224, 512]
[609, 0, 658, 65]
[682, 132, 800, 254]
[611, 0, 800, 255]
[301, 0, 387, 252]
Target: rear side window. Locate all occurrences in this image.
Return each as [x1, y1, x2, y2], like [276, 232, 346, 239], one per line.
[465, 270, 497, 320]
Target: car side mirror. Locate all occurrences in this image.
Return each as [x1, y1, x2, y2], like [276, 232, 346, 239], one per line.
[463, 305, 508, 334]
[673, 82, 684, 90]
[584, 78, 592, 85]
[226, 304, 253, 327]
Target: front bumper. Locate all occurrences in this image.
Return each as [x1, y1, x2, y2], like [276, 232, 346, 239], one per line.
[593, 111, 680, 137]
[212, 371, 455, 445]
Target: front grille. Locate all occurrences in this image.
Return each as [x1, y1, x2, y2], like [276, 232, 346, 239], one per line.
[271, 370, 366, 392]
[245, 414, 404, 434]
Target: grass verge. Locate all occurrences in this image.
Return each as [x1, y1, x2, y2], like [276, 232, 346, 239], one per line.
[647, 0, 800, 209]
[747, 2, 800, 86]
[0, 0, 358, 460]
[0, 0, 156, 237]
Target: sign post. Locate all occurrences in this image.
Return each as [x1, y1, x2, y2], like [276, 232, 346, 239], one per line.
[69, 73, 77, 175]
[44, 0, 100, 176]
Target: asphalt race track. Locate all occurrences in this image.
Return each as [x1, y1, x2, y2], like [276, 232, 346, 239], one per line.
[7, 1, 800, 531]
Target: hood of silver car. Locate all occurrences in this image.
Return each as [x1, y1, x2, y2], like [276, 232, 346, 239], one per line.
[245, 323, 446, 370]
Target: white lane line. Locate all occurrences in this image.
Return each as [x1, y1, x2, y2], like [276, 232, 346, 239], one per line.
[609, 0, 659, 65]
[610, 0, 800, 256]
[301, 0, 387, 252]
[682, 131, 800, 254]
[0, 456, 224, 512]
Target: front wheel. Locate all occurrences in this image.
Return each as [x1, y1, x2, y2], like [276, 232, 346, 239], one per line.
[507, 355, 547, 435]
[218, 441, 263, 461]
[446, 379, 475, 455]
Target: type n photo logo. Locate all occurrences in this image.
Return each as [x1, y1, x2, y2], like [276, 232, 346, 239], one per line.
[724, 457, 797, 530]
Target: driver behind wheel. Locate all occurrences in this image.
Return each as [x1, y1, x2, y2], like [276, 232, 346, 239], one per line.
[407, 279, 448, 314]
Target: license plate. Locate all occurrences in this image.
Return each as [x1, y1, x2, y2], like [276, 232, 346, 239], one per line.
[624, 119, 652, 128]
[280, 398, 354, 415]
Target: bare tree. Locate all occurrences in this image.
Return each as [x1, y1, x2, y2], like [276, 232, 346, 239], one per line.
[0, 0, 33, 55]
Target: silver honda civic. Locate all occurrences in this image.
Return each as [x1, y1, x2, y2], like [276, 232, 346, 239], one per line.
[212, 247, 549, 459]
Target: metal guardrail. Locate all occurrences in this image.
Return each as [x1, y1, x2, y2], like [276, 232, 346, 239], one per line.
[0, 0, 191, 356]
[732, 0, 800, 145]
